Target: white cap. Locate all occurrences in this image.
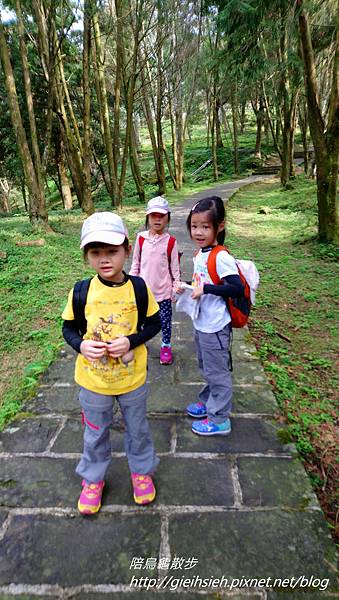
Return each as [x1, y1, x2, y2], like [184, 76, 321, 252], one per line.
[146, 196, 170, 215]
[80, 212, 128, 249]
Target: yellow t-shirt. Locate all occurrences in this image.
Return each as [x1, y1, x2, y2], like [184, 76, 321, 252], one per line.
[62, 275, 159, 395]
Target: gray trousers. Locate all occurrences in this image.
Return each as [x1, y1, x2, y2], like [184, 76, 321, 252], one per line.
[194, 323, 232, 424]
[76, 383, 159, 484]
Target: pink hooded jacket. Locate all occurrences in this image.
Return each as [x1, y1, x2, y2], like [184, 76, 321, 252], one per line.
[129, 230, 180, 302]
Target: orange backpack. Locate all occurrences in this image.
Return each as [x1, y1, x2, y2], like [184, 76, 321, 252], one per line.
[207, 245, 257, 328]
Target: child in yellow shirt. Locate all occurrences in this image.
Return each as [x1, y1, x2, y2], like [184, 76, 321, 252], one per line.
[62, 212, 161, 514]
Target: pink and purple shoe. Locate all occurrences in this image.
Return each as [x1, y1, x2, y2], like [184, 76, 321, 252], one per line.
[131, 473, 156, 505]
[78, 480, 105, 515]
[160, 346, 173, 365]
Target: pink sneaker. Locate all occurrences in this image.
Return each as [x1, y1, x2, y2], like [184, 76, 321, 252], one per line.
[131, 473, 156, 505]
[160, 346, 173, 365]
[78, 480, 105, 515]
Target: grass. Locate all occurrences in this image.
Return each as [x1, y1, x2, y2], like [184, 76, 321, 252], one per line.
[226, 174, 338, 540]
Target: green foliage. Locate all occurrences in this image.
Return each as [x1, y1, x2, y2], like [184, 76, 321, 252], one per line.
[228, 175, 338, 531]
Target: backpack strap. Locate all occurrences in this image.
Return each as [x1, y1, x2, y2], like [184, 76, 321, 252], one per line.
[128, 274, 148, 331]
[139, 233, 178, 279]
[72, 275, 148, 336]
[167, 235, 176, 280]
[167, 235, 176, 260]
[72, 277, 93, 336]
[138, 235, 145, 253]
[207, 245, 227, 285]
[139, 234, 175, 261]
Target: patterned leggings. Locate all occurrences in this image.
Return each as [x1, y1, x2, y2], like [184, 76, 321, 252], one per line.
[158, 299, 172, 346]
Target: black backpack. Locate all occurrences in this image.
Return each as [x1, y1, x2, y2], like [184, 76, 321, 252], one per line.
[72, 274, 148, 336]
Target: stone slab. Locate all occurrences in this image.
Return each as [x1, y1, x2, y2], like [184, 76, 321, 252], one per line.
[148, 384, 279, 415]
[51, 416, 174, 454]
[0, 596, 51, 600]
[172, 318, 248, 342]
[148, 384, 201, 414]
[165, 356, 204, 384]
[176, 417, 291, 455]
[0, 453, 235, 509]
[71, 593, 262, 600]
[155, 457, 234, 506]
[233, 360, 267, 384]
[40, 354, 76, 384]
[238, 457, 319, 509]
[24, 385, 80, 416]
[0, 417, 60, 453]
[170, 339, 259, 363]
[267, 592, 338, 599]
[168, 512, 337, 587]
[0, 457, 158, 508]
[172, 319, 195, 340]
[0, 513, 161, 585]
[0, 511, 8, 528]
[232, 386, 279, 414]
[147, 357, 176, 384]
[173, 357, 267, 385]
[0, 457, 79, 508]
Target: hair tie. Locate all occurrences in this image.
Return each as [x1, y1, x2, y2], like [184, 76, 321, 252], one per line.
[191, 200, 201, 211]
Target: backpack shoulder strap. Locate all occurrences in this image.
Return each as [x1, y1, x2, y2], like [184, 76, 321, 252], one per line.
[138, 235, 145, 255]
[207, 245, 226, 285]
[167, 235, 177, 279]
[167, 235, 176, 259]
[72, 277, 92, 335]
[128, 275, 148, 331]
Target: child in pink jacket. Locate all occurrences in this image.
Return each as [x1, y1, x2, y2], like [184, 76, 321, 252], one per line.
[130, 197, 180, 364]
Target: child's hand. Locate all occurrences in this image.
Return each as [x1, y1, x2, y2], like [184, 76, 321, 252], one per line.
[191, 285, 204, 299]
[80, 340, 107, 361]
[107, 336, 130, 358]
[173, 282, 185, 295]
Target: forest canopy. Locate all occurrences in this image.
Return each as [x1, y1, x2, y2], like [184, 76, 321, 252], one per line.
[0, 0, 338, 242]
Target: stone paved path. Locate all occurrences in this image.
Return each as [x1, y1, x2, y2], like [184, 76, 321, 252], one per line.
[0, 177, 337, 599]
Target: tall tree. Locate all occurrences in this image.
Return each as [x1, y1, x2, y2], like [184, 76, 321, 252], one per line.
[297, 0, 338, 243]
[0, 18, 48, 226]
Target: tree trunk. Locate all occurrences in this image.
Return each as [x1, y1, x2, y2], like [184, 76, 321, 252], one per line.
[298, 99, 309, 173]
[138, 40, 164, 187]
[211, 87, 218, 181]
[129, 125, 145, 203]
[0, 19, 48, 225]
[0, 179, 11, 213]
[206, 90, 211, 147]
[33, 8, 89, 212]
[297, 0, 338, 242]
[55, 136, 72, 210]
[215, 96, 224, 148]
[240, 100, 246, 133]
[168, 92, 180, 190]
[231, 84, 239, 174]
[93, 11, 118, 203]
[279, 24, 300, 187]
[113, 0, 123, 183]
[155, 10, 166, 194]
[15, 0, 46, 208]
[82, 1, 94, 215]
[252, 96, 265, 158]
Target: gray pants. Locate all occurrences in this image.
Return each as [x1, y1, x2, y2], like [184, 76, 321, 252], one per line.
[76, 383, 159, 484]
[195, 323, 232, 424]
